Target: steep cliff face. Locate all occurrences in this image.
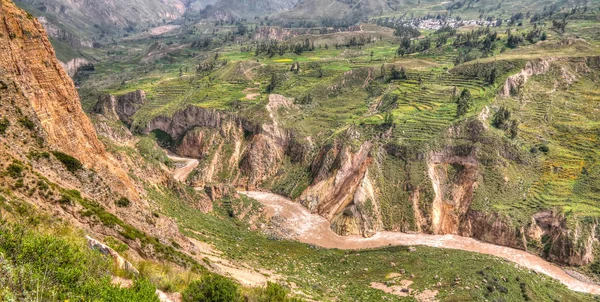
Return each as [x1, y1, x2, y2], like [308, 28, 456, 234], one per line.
[0, 1, 213, 269]
[299, 136, 382, 237]
[60, 57, 92, 77]
[1, 0, 103, 163]
[427, 148, 478, 235]
[137, 95, 303, 188]
[94, 90, 147, 125]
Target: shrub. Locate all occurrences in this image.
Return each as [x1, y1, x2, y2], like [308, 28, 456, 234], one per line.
[591, 260, 600, 276]
[492, 107, 511, 129]
[538, 145, 550, 153]
[18, 117, 35, 130]
[0, 221, 158, 301]
[6, 161, 24, 178]
[183, 274, 242, 302]
[0, 117, 9, 135]
[52, 151, 83, 173]
[116, 197, 131, 208]
[59, 194, 72, 205]
[261, 282, 289, 301]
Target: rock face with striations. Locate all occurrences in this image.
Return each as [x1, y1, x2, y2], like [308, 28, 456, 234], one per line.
[0, 0, 135, 196]
[1, 0, 104, 162]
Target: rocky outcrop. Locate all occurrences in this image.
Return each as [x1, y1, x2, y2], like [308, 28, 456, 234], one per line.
[60, 57, 92, 77]
[299, 137, 382, 237]
[86, 235, 139, 275]
[145, 95, 306, 188]
[94, 90, 147, 125]
[501, 58, 556, 97]
[427, 147, 478, 235]
[532, 211, 597, 266]
[0, 0, 137, 200]
[0, 1, 105, 164]
[460, 211, 524, 249]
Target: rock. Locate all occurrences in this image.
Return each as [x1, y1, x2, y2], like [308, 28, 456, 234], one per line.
[94, 90, 147, 125]
[408, 246, 417, 252]
[86, 236, 139, 275]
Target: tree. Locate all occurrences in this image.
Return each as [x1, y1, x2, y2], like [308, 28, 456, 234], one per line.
[487, 68, 498, 85]
[510, 120, 519, 139]
[266, 73, 277, 93]
[390, 66, 407, 81]
[492, 107, 511, 129]
[456, 88, 472, 117]
[183, 274, 242, 302]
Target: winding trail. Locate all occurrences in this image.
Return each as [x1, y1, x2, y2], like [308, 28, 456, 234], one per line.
[241, 191, 600, 295]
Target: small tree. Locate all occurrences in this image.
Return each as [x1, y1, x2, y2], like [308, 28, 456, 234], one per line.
[183, 274, 241, 302]
[510, 120, 519, 139]
[492, 107, 511, 129]
[456, 88, 472, 117]
[487, 68, 498, 85]
[266, 73, 277, 93]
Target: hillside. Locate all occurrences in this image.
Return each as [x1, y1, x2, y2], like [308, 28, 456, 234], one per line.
[5, 0, 600, 300]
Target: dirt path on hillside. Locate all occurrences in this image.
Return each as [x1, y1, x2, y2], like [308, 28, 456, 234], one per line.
[241, 191, 600, 295]
[166, 153, 198, 182]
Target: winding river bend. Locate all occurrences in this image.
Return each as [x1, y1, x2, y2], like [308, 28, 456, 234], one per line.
[168, 154, 600, 295]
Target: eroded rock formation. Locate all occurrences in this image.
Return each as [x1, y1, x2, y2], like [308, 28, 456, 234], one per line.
[94, 90, 147, 125]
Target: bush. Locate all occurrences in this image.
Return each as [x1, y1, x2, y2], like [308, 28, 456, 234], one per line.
[6, 161, 24, 178]
[0, 221, 159, 301]
[492, 107, 511, 129]
[538, 145, 550, 153]
[183, 274, 241, 302]
[0, 117, 9, 135]
[18, 117, 35, 130]
[116, 197, 131, 208]
[590, 260, 600, 275]
[52, 151, 83, 173]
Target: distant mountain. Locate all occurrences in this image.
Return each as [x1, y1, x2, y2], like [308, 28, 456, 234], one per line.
[14, 0, 189, 46]
[195, 0, 299, 20]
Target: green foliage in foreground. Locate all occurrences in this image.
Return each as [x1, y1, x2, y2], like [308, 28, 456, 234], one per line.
[0, 220, 158, 302]
[183, 273, 242, 302]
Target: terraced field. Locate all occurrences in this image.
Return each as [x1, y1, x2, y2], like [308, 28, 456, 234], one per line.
[492, 60, 600, 218]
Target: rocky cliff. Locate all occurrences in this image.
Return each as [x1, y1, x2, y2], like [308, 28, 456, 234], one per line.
[0, 0, 207, 272]
[94, 90, 147, 125]
[0, 0, 138, 197]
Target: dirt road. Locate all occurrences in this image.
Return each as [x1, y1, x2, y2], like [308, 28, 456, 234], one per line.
[166, 153, 199, 182]
[241, 191, 600, 295]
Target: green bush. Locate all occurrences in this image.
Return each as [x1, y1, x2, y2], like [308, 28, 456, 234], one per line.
[0, 221, 158, 301]
[183, 274, 242, 302]
[18, 117, 35, 130]
[492, 107, 511, 130]
[116, 197, 131, 208]
[6, 161, 24, 178]
[0, 117, 9, 135]
[52, 151, 83, 173]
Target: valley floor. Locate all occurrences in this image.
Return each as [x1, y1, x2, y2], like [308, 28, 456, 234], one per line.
[168, 151, 600, 295]
[241, 191, 600, 295]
